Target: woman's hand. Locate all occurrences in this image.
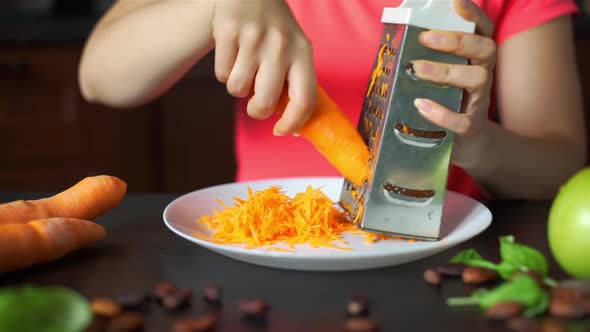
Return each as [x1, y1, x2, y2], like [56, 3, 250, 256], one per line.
[213, 0, 317, 136]
[410, 0, 496, 174]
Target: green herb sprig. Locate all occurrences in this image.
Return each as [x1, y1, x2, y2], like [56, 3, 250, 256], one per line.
[447, 235, 557, 317]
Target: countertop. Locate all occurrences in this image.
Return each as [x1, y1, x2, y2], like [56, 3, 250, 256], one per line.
[0, 191, 588, 332]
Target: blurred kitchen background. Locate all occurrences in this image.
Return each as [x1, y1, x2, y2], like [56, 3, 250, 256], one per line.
[1, 0, 589, 193]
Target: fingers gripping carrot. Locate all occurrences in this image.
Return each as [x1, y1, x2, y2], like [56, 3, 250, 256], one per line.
[276, 86, 370, 186]
[0, 218, 106, 274]
[0, 175, 127, 225]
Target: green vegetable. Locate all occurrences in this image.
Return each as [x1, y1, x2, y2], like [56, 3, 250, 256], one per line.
[447, 275, 549, 317]
[0, 285, 91, 332]
[548, 167, 590, 279]
[496, 235, 548, 278]
[524, 290, 550, 317]
[450, 248, 483, 262]
[450, 249, 499, 271]
[450, 235, 549, 279]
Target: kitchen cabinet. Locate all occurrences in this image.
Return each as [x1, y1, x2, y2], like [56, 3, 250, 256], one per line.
[0, 47, 84, 191]
[158, 69, 237, 193]
[0, 44, 237, 193]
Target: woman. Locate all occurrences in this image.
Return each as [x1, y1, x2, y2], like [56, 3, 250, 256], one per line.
[78, 0, 587, 201]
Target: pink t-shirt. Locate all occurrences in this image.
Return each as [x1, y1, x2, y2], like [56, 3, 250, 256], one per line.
[234, 0, 578, 201]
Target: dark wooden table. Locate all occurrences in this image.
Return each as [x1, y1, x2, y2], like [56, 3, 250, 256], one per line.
[0, 192, 588, 332]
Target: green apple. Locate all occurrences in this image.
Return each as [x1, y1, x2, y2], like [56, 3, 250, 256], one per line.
[548, 167, 590, 279]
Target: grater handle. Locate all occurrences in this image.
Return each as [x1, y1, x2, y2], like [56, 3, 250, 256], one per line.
[382, 0, 475, 33]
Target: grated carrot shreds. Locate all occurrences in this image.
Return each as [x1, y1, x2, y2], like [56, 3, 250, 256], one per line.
[267, 246, 296, 253]
[199, 185, 363, 249]
[363, 232, 403, 243]
[198, 185, 408, 249]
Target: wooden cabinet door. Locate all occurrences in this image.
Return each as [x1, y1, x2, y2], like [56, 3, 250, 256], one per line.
[0, 45, 159, 192]
[0, 46, 86, 191]
[0, 47, 80, 165]
[158, 54, 237, 193]
[78, 101, 158, 192]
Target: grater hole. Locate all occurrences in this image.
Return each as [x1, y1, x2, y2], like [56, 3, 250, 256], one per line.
[382, 183, 435, 207]
[394, 123, 445, 139]
[394, 123, 445, 148]
[405, 62, 419, 81]
[383, 183, 434, 198]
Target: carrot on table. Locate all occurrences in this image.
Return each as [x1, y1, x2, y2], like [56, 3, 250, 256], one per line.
[0, 218, 106, 274]
[276, 86, 370, 186]
[0, 175, 127, 225]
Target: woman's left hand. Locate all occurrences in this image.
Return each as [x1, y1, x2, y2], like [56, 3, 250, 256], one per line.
[411, 0, 496, 173]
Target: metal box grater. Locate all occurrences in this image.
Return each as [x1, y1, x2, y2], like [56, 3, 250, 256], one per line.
[339, 1, 476, 241]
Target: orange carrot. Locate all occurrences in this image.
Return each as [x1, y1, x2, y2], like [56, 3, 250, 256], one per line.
[0, 218, 106, 274]
[0, 175, 127, 225]
[276, 86, 370, 186]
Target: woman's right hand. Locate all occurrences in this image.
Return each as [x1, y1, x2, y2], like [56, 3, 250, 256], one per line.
[213, 0, 317, 136]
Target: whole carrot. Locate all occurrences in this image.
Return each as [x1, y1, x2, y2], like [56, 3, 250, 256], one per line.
[276, 86, 370, 186]
[0, 218, 106, 274]
[0, 175, 127, 225]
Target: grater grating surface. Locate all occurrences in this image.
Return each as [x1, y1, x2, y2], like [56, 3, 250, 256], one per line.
[339, 3, 474, 241]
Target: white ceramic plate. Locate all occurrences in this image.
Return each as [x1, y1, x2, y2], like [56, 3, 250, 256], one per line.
[163, 177, 492, 271]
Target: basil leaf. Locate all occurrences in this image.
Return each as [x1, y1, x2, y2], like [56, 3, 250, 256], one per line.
[0, 285, 91, 332]
[476, 275, 547, 309]
[499, 236, 549, 276]
[495, 261, 521, 279]
[448, 275, 549, 314]
[450, 249, 499, 271]
[463, 260, 499, 271]
[523, 290, 550, 317]
[451, 249, 484, 262]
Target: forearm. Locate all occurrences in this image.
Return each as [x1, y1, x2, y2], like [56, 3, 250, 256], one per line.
[467, 122, 587, 200]
[79, 0, 215, 108]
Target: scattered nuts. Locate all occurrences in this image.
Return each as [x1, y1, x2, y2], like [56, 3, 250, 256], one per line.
[70, 274, 590, 332]
[558, 279, 590, 297]
[116, 293, 151, 312]
[173, 314, 218, 332]
[239, 299, 270, 319]
[551, 286, 585, 302]
[462, 266, 499, 284]
[203, 285, 221, 306]
[423, 269, 442, 286]
[346, 295, 369, 317]
[162, 289, 193, 311]
[583, 298, 590, 315]
[436, 263, 465, 277]
[107, 312, 144, 332]
[153, 281, 176, 301]
[85, 316, 109, 332]
[345, 317, 379, 332]
[540, 318, 567, 332]
[549, 296, 586, 319]
[485, 301, 524, 320]
[505, 317, 540, 332]
[91, 297, 122, 318]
